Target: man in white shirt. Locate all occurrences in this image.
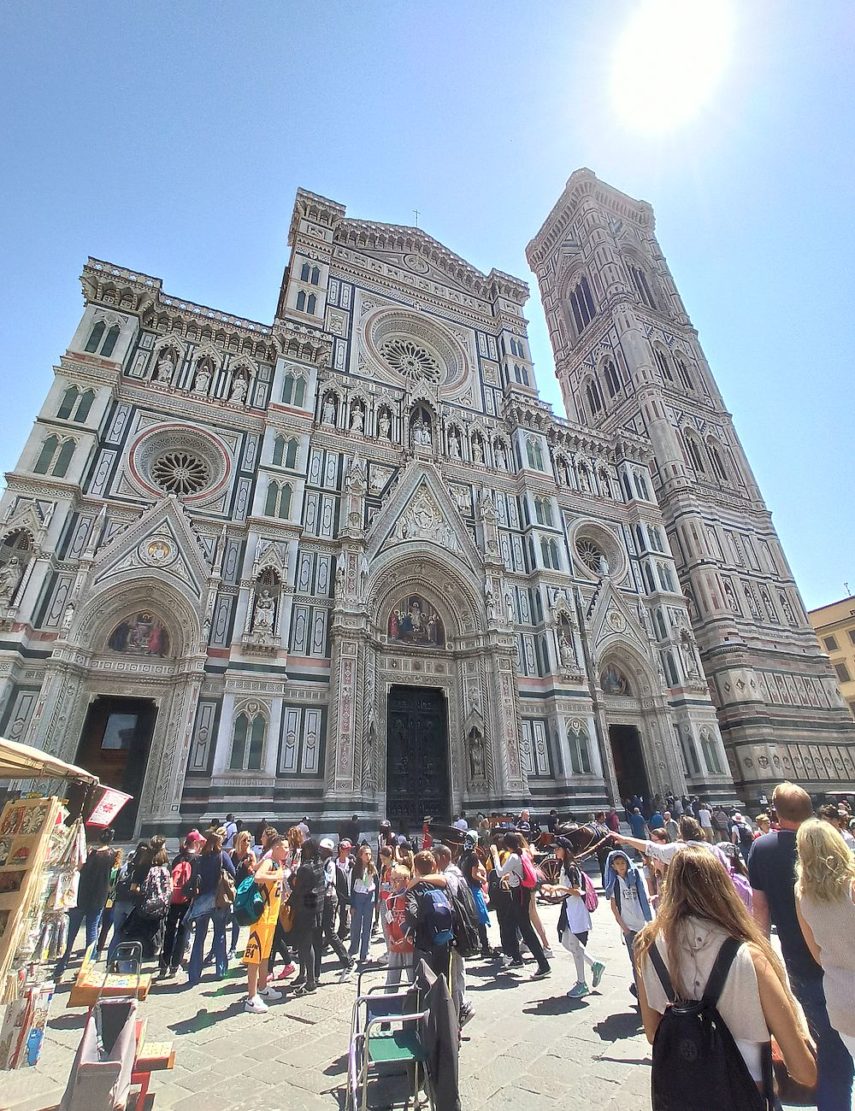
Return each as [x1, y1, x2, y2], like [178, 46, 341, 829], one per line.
[697, 802, 713, 841]
[222, 813, 238, 851]
[453, 812, 469, 832]
[663, 811, 679, 843]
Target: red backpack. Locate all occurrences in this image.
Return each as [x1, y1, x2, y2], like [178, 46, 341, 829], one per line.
[520, 853, 538, 890]
[170, 857, 193, 905]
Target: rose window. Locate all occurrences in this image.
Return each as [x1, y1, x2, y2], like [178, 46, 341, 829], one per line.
[576, 536, 607, 574]
[151, 451, 210, 495]
[379, 338, 441, 384]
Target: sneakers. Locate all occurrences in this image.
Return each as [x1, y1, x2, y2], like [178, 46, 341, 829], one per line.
[293, 984, 317, 997]
[567, 982, 590, 999]
[227, 949, 236, 960]
[542, 947, 554, 959]
[258, 985, 282, 1001]
[339, 964, 354, 982]
[508, 959, 525, 969]
[273, 963, 296, 981]
[591, 961, 606, 989]
[459, 1002, 475, 1028]
[245, 995, 268, 1014]
[530, 967, 551, 981]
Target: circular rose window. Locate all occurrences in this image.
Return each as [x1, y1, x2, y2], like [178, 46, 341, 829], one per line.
[151, 451, 210, 495]
[363, 307, 469, 393]
[128, 424, 230, 503]
[576, 536, 607, 574]
[379, 338, 441, 384]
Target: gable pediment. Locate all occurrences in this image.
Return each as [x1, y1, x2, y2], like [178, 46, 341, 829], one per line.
[587, 578, 650, 658]
[89, 495, 211, 602]
[366, 463, 482, 572]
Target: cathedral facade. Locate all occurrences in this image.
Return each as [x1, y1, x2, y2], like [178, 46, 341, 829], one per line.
[1, 168, 852, 837]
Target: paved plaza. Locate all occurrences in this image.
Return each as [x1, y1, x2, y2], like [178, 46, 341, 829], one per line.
[4, 898, 659, 1111]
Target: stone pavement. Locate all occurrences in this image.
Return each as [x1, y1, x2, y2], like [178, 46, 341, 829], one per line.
[1, 898, 806, 1111]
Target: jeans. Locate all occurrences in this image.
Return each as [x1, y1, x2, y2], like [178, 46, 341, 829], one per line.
[230, 913, 241, 952]
[55, 906, 103, 976]
[623, 930, 639, 984]
[188, 906, 228, 984]
[320, 896, 351, 973]
[107, 900, 134, 964]
[509, 887, 550, 972]
[563, 929, 598, 986]
[160, 903, 190, 972]
[791, 973, 854, 1111]
[348, 891, 375, 962]
[297, 921, 323, 988]
[97, 906, 113, 955]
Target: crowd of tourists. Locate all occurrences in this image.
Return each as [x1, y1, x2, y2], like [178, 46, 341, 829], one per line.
[52, 789, 855, 1109]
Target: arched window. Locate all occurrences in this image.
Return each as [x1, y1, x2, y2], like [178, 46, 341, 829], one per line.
[707, 439, 728, 481]
[306, 293, 317, 314]
[569, 275, 596, 334]
[674, 354, 694, 390]
[602, 359, 621, 398]
[685, 434, 706, 474]
[664, 649, 679, 687]
[272, 435, 286, 467]
[310, 265, 320, 286]
[568, 723, 592, 775]
[534, 497, 554, 527]
[526, 437, 544, 470]
[33, 435, 59, 474]
[53, 439, 75, 478]
[700, 727, 723, 775]
[296, 290, 306, 312]
[282, 372, 306, 407]
[540, 536, 560, 570]
[634, 472, 650, 500]
[643, 562, 656, 593]
[621, 472, 633, 501]
[284, 438, 298, 468]
[629, 264, 657, 310]
[655, 609, 668, 640]
[649, 525, 664, 552]
[57, 385, 79, 420]
[513, 363, 529, 385]
[229, 711, 265, 770]
[75, 389, 95, 422]
[678, 724, 701, 776]
[300, 262, 310, 282]
[654, 347, 673, 382]
[100, 324, 120, 358]
[635, 524, 647, 552]
[84, 320, 105, 353]
[585, 377, 603, 417]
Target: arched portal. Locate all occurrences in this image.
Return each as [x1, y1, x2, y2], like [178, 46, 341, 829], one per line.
[597, 643, 663, 805]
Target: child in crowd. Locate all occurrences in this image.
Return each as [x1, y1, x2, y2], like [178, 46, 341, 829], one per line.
[604, 848, 653, 998]
[544, 836, 605, 999]
[384, 865, 414, 987]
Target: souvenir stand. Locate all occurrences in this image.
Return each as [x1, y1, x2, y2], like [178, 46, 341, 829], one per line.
[0, 736, 98, 1070]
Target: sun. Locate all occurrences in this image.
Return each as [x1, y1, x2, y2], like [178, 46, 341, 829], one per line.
[611, 0, 735, 134]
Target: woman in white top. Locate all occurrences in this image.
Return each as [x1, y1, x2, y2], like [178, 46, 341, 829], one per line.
[543, 837, 605, 999]
[795, 818, 855, 1063]
[636, 845, 815, 1097]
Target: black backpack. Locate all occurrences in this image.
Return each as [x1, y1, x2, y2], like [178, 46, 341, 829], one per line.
[448, 880, 481, 958]
[649, 937, 772, 1111]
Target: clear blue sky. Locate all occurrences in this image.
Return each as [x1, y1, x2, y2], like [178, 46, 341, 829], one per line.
[1, 2, 852, 610]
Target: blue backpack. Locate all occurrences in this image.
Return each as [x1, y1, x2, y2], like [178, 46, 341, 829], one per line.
[421, 886, 455, 946]
[233, 876, 264, 926]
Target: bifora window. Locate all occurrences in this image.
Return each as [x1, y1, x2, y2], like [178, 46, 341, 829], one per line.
[151, 450, 210, 495]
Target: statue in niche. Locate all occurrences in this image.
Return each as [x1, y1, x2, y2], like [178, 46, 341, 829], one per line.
[61, 601, 74, 632]
[448, 429, 461, 459]
[598, 554, 610, 576]
[723, 580, 739, 613]
[495, 442, 508, 470]
[558, 631, 576, 671]
[505, 591, 514, 623]
[231, 375, 248, 403]
[778, 590, 796, 624]
[468, 727, 486, 782]
[350, 404, 364, 433]
[192, 364, 212, 395]
[322, 396, 336, 425]
[153, 350, 176, 384]
[377, 410, 391, 440]
[472, 437, 484, 464]
[485, 588, 496, 622]
[0, 558, 22, 603]
[743, 583, 759, 618]
[252, 589, 276, 634]
[412, 417, 432, 446]
[679, 626, 701, 678]
[335, 563, 346, 595]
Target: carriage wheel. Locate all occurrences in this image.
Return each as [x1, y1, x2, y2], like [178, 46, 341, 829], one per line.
[537, 853, 563, 901]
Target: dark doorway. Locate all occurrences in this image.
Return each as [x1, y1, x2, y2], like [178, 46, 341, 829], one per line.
[76, 697, 156, 838]
[608, 724, 650, 804]
[386, 686, 449, 831]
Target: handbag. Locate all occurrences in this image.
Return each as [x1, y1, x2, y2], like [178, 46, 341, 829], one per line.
[279, 898, 294, 932]
[215, 869, 235, 910]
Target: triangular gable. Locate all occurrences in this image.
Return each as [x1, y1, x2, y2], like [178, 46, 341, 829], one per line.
[366, 462, 483, 573]
[586, 578, 650, 659]
[88, 495, 210, 602]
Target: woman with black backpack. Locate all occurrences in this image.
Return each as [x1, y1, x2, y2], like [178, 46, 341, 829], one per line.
[635, 845, 816, 1109]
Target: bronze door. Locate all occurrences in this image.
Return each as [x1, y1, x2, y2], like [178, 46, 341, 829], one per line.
[76, 697, 156, 837]
[386, 686, 449, 831]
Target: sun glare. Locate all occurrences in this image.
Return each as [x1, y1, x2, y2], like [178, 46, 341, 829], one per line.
[611, 0, 735, 134]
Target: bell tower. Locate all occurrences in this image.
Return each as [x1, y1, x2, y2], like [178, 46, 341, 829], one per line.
[527, 168, 855, 800]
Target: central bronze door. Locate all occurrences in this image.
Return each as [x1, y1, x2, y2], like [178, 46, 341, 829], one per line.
[386, 685, 449, 832]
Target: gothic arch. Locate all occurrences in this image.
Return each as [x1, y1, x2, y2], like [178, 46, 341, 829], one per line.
[367, 550, 485, 642]
[597, 640, 658, 699]
[73, 576, 202, 660]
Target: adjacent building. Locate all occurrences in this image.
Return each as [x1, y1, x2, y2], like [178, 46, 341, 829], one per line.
[1, 168, 852, 836]
[809, 595, 855, 721]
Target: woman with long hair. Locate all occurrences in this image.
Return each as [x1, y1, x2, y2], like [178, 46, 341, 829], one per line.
[489, 832, 550, 980]
[543, 837, 605, 998]
[348, 843, 378, 966]
[520, 833, 552, 958]
[289, 838, 326, 994]
[635, 846, 816, 1098]
[228, 829, 256, 958]
[795, 818, 855, 1064]
[186, 828, 235, 985]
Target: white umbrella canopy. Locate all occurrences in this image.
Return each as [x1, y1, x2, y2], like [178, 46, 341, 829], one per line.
[0, 735, 98, 783]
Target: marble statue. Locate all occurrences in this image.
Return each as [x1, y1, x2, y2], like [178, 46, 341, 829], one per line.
[350, 404, 364, 433]
[153, 351, 176, 383]
[322, 396, 336, 425]
[0, 558, 21, 603]
[231, 375, 248, 403]
[448, 429, 461, 459]
[472, 438, 484, 464]
[468, 727, 486, 781]
[192, 365, 212, 395]
[495, 442, 508, 470]
[558, 632, 575, 670]
[377, 411, 391, 440]
[252, 589, 275, 633]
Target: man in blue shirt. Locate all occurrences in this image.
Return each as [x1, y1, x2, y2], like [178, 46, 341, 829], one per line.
[749, 781, 853, 1110]
[628, 807, 648, 839]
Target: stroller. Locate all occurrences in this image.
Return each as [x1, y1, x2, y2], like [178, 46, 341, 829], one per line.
[59, 943, 143, 1111]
